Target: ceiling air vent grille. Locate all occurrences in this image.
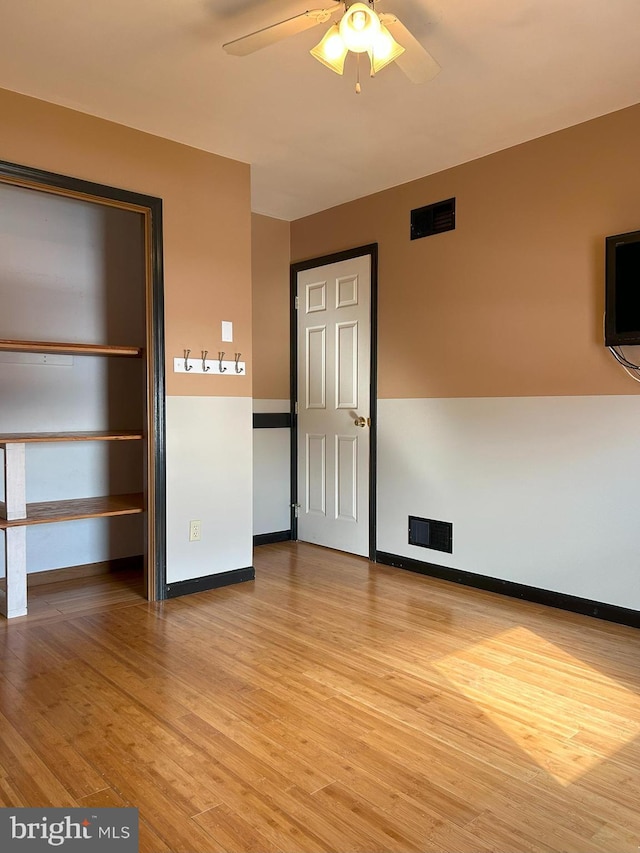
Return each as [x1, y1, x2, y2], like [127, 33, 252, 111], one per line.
[410, 198, 456, 241]
[408, 515, 453, 554]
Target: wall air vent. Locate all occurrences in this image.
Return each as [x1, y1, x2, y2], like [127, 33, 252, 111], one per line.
[410, 198, 456, 241]
[408, 516, 453, 554]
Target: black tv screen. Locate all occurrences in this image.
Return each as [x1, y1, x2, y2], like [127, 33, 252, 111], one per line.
[605, 230, 640, 346]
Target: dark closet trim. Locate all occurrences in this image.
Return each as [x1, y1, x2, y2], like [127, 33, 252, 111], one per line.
[253, 530, 292, 547]
[0, 159, 167, 601]
[253, 412, 292, 429]
[290, 244, 378, 559]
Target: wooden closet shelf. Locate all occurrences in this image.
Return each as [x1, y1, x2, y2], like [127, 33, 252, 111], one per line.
[0, 494, 144, 529]
[0, 339, 142, 357]
[0, 430, 144, 445]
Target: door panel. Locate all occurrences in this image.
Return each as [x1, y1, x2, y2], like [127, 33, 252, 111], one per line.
[336, 434, 358, 522]
[306, 326, 326, 409]
[297, 254, 371, 556]
[336, 322, 358, 409]
[306, 433, 326, 515]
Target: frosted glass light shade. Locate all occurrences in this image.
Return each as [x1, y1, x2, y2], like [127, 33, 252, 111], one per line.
[369, 24, 405, 74]
[310, 24, 348, 74]
[339, 2, 381, 53]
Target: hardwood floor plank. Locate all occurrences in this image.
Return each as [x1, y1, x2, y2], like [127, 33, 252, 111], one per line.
[347, 737, 488, 828]
[175, 714, 314, 797]
[531, 759, 640, 827]
[77, 788, 173, 853]
[590, 822, 640, 853]
[174, 711, 336, 795]
[479, 771, 609, 840]
[77, 787, 129, 807]
[467, 808, 610, 853]
[0, 681, 107, 798]
[421, 821, 496, 853]
[464, 812, 564, 853]
[194, 801, 284, 853]
[71, 735, 222, 853]
[1, 540, 640, 852]
[268, 781, 408, 853]
[0, 772, 29, 808]
[310, 782, 441, 853]
[0, 710, 77, 806]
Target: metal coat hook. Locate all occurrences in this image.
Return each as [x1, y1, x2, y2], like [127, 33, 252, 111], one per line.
[234, 352, 243, 374]
[184, 349, 193, 372]
[218, 351, 227, 373]
[202, 350, 210, 372]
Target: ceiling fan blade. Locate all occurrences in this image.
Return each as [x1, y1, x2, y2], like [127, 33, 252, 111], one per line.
[223, 5, 340, 57]
[379, 13, 441, 84]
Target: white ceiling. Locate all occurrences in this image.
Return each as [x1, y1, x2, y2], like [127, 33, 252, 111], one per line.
[1, 0, 639, 221]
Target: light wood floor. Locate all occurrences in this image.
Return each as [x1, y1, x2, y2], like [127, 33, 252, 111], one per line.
[1, 542, 640, 853]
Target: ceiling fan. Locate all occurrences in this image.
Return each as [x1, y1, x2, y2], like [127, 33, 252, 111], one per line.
[222, 1, 440, 92]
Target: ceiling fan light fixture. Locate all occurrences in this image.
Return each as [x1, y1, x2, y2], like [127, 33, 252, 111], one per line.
[223, 2, 440, 92]
[339, 2, 381, 53]
[368, 23, 405, 75]
[310, 24, 348, 74]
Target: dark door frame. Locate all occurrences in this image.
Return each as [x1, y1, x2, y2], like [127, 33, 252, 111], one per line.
[290, 243, 378, 561]
[0, 159, 167, 600]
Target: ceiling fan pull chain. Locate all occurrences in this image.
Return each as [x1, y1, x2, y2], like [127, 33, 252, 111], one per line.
[355, 52, 361, 94]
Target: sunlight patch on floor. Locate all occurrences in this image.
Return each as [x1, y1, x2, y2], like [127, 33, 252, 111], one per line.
[433, 625, 640, 786]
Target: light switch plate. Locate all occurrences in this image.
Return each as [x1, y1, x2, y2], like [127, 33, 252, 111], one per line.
[222, 321, 233, 342]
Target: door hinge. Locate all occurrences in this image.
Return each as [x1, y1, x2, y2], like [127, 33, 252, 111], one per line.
[294, 401, 298, 415]
[291, 503, 300, 517]
[295, 296, 300, 309]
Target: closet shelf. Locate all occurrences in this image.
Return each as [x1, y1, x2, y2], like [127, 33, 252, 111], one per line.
[0, 493, 144, 529]
[0, 339, 142, 357]
[0, 430, 144, 445]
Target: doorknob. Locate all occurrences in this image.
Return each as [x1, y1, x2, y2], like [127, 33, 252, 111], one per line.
[354, 416, 371, 428]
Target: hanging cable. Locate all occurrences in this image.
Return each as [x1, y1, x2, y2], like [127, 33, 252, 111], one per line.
[608, 345, 640, 382]
[617, 361, 640, 383]
[612, 346, 640, 369]
[603, 312, 640, 377]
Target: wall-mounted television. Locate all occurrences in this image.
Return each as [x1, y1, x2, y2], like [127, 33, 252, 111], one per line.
[605, 229, 640, 346]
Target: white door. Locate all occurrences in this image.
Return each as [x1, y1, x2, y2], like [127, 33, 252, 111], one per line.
[296, 253, 371, 556]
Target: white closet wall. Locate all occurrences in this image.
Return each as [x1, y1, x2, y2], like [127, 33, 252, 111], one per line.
[0, 183, 146, 576]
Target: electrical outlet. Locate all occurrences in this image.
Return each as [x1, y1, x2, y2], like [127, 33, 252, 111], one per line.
[189, 520, 202, 542]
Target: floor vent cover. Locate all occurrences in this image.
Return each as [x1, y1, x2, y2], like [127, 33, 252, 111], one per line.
[408, 516, 453, 553]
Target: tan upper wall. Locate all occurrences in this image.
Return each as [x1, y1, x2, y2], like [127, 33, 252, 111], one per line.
[251, 214, 291, 400]
[291, 103, 640, 399]
[0, 87, 252, 397]
[251, 213, 291, 400]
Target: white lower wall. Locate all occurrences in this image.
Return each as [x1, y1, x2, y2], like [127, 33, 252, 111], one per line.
[166, 395, 253, 584]
[377, 396, 640, 610]
[253, 431, 291, 536]
[253, 400, 291, 537]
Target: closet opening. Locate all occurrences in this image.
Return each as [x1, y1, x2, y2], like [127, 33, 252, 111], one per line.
[0, 160, 165, 617]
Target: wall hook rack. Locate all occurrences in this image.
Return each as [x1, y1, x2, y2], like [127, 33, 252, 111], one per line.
[173, 352, 245, 375]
